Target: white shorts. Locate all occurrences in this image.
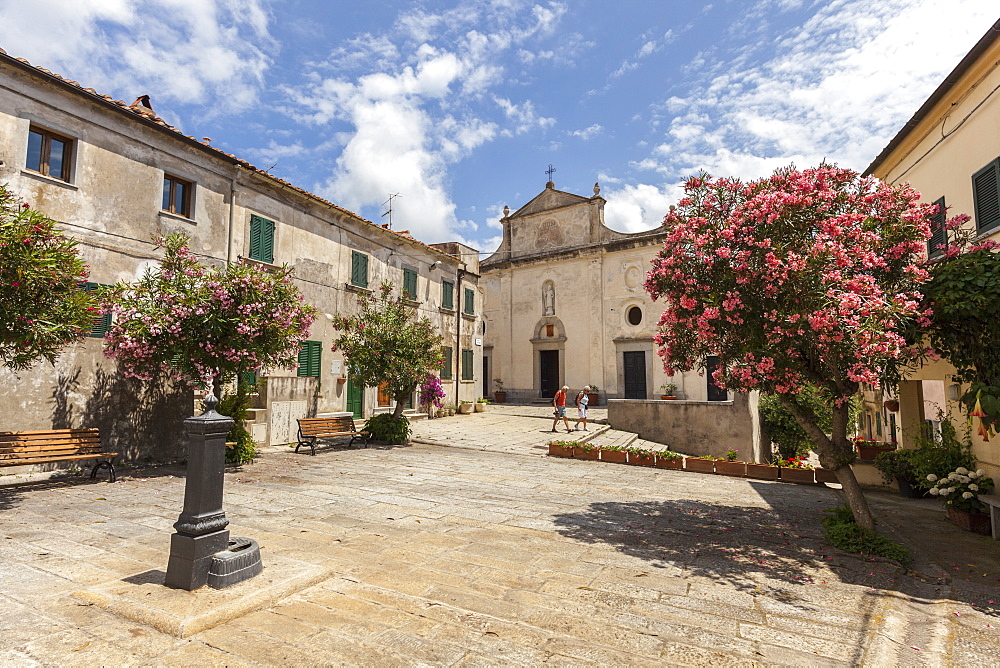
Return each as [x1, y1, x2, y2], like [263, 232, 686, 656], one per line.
[577, 407, 587, 419]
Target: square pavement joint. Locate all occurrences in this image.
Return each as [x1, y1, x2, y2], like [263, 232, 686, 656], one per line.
[71, 554, 332, 638]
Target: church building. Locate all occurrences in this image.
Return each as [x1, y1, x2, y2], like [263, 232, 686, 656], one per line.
[480, 178, 726, 403]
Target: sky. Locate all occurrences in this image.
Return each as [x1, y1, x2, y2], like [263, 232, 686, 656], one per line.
[0, 0, 996, 254]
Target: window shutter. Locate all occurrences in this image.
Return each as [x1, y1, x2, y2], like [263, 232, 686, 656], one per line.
[297, 341, 321, 377]
[441, 347, 453, 380]
[973, 159, 1000, 234]
[464, 288, 474, 314]
[351, 251, 368, 288]
[249, 216, 262, 260]
[404, 268, 417, 299]
[81, 282, 111, 338]
[262, 217, 275, 263]
[927, 196, 947, 258]
[249, 215, 275, 263]
[442, 281, 453, 309]
[461, 349, 474, 380]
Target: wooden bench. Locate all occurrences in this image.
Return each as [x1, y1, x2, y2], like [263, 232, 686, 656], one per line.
[980, 495, 1000, 541]
[0, 428, 117, 482]
[296, 416, 368, 455]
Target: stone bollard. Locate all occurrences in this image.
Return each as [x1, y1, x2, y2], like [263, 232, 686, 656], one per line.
[164, 392, 262, 590]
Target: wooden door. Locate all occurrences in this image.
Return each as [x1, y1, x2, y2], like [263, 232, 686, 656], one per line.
[623, 351, 646, 399]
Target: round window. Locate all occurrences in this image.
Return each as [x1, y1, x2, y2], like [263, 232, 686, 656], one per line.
[626, 306, 642, 326]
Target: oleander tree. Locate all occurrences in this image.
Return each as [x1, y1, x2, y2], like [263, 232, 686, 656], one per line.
[645, 164, 935, 530]
[0, 183, 97, 370]
[332, 282, 444, 420]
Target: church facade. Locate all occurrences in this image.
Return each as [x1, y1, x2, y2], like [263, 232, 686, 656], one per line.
[480, 179, 726, 403]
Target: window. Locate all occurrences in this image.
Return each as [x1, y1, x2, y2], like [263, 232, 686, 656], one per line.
[350, 251, 368, 288]
[441, 280, 454, 309]
[403, 268, 417, 300]
[26, 126, 73, 181]
[464, 287, 475, 315]
[973, 158, 1000, 234]
[927, 196, 946, 258]
[80, 282, 112, 338]
[461, 349, 474, 380]
[627, 306, 643, 326]
[162, 174, 192, 217]
[249, 214, 275, 263]
[441, 347, 453, 380]
[297, 340, 322, 377]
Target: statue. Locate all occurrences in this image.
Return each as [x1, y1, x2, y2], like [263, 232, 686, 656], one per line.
[543, 282, 555, 316]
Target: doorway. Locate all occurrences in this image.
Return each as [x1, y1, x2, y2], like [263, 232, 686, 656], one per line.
[623, 351, 646, 399]
[483, 356, 489, 400]
[346, 378, 363, 419]
[539, 350, 559, 398]
[706, 355, 727, 401]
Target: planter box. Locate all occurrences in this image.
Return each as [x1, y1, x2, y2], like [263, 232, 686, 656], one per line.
[493, 392, 506, 403]
[746, 463, 780, 480]
[601, 449, 628, 464]
[685, 458, 715, 473]
[780, 467, 816, 484]
[947, 507, 992, 535]
[814, 468, 839, 484]
[574, 447, 600, 461]
[458, 403, 474, 414]
[629, 452, 656, 467]
[548, 443, 574, 458]
[856, 444, 895, 460]
[715, 461, 746, 477]
[655, 455, 683, 469]
[474, 403, 486, 412]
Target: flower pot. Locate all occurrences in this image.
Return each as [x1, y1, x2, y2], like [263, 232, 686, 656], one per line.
[629, 452, 656, 467]
[814, 468, 839, 484]
[856, 444, 895, 460]
[659, 395, 677, 400]
[685, 457, 715, 473]
[654, 455, 683, 469]
[458, 402, 474, 414]
[715, 461, 746, 477]
[574, 447, 600, 460]
[493, 391, 506, 403]
[946, 507, 992, 534]
[780, 467, 815, 484]
[548, 443, 574, 458]
[746, 463, 780, 480]
[590, 393, 601, 406]
[601, 449, 628, 464]
[895, 477, 927, 499]
[474, 402, 486, 412]
[883, 400, 900, 412]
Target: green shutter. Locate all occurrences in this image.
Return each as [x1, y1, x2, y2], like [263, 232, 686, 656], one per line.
[441, 347, 453, 380]
[297, 340, 321, 377]
[927, 196, 946, 258]
[404, 268, 417, 299]
[973, 159, 1000, 234]
[81, 282, 111, 338]
[464, 288, 475, 315]
[249, 215, 275, 263]
[461, 349, 474, 380]
[351, 251, 368, 288]
[442, 281, 454, 309]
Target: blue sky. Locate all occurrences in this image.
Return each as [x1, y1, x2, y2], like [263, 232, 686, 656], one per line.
[0, 1, 995, 253]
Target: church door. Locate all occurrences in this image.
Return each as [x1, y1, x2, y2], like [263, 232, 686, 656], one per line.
[623, 351, 646, 399]
[539, 350, 559, 398]
[706, 355, 727, 401]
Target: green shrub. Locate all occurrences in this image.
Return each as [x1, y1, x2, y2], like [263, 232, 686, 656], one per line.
[907, 417, 976, 488]
[873, 448, 917, 485]
[822, 506, 912, 568]
[657, 450, 684, 461]
[217, 389, 256, 465]
[364, 413, 412, 444]
[760, 384, 860, 460]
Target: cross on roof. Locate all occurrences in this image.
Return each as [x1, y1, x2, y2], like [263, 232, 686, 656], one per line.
[545, 164, 556, 181]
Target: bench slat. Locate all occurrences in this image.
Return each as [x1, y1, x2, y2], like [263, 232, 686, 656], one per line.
[0, 428, 99, 439]
[0, 438, 102, 449]
[0, 452, 118, 467]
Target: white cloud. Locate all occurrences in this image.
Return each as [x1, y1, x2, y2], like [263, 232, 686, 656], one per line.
[603, 182, 683, 233]
[495, 96, 557, 136]
[570, 123, 603, 140]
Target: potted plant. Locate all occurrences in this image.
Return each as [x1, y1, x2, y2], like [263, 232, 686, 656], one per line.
[458, 400, 474, 414]
[927, 467, 995, 534]
[548, 440, 575, 458]
[854, 437, 895, 461]
[746, 460, 780, 480]
[654, 450, 684, 469]
[883, 399, 900, 412]
[626, 445, 656, 466]
[873, 449, 924, 498]
[814, 467, 839, 484]
[907, 417, 976, 491]
[714, 448, 746, 476]
[475, 397, 488, 412]
[659, 382, 678, 400]
[778, 456, 815, 484]
[685, 455, 715, 473]
[600, 444, 628, 464]
[574, 442, 600, 461]
[493, 378, 506, 403]
[588, 384, 601, 406]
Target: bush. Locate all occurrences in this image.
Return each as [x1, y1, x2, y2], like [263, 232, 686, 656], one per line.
[217, 390, 257, 465]
[760, 385, 860, 461]
[907, 417, 975, 488]
[873, 448, 917, 485]
[822, 506, 912, 568]
[364, 413, 411, 444]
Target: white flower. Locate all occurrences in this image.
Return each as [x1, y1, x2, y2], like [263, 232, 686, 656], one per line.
[976, 469, 986, 477]
[948, 487, 957, 495]
[956, 467, 969, 475]
[969, 484, 979, 491]
[959, 475, 971, 484]
[929, 488, 939, 495]
[963, 492, 974, 499]
[926, 474, 938, 482]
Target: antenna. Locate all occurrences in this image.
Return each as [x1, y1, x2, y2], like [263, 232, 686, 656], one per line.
[382, 193, 401, 229]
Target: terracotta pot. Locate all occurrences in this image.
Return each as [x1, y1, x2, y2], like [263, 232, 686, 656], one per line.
[856, 444, 895, 460]
[601, 449, 628, 464]
[883, 400, 900, 412]
[548, 443, 574, 458]
[629, 452, 656, 467]
[574, 447, 600, 461]
[715, 461, 746, 477]
[494, 391, 506, 403]
[685, 457, 715, 473]
[746, 463, 780, 480]
[814, 468, 839, 484]
[946, 507, 992, 534]
[780, 467, 816, 484]
[655, 455, 683, 469]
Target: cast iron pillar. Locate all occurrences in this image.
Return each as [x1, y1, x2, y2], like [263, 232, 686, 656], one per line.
[164, 393, 234, 590]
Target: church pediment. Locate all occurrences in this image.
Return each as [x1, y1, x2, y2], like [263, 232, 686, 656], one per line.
[510, 187, 590, 219]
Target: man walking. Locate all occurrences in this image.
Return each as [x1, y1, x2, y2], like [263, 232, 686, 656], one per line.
[575, 386, 591, 431]
[551, 385, 572, 433]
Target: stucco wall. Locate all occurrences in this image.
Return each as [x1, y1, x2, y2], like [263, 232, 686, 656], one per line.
[607, 394, 764, 462]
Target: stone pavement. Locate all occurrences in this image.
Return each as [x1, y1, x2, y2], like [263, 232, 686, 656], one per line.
[0, 413, 998, 666]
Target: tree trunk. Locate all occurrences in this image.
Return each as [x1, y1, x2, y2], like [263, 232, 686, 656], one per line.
[777, 395, 875, 532]
[391, 399, 406, 419]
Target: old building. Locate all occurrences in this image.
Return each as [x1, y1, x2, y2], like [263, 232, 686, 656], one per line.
[864, 19, 1000, 480]
[0, 49, 483, 459]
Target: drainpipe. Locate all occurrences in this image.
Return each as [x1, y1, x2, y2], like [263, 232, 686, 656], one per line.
[456, 266, 465, 407]
[226, 168, 238, 266]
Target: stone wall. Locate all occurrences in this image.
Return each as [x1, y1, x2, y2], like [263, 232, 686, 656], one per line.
[607, 393, 764, 462]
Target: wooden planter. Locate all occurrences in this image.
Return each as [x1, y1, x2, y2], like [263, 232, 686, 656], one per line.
[946, 507, 992, 534]
[780, 467, 816, 484]
[685, 458, 715, 473]
[574, 447, 600, 461]
[856, 444, 895, 460]
[814, 468, 839, 484]
[601, 449, 628, 464]
[746, 463, 780, 480]
[629, 452, 656, 467]
[655, 455, 683, 469]
[548, 443, 574, 458]
[715, 461, 746, 477]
